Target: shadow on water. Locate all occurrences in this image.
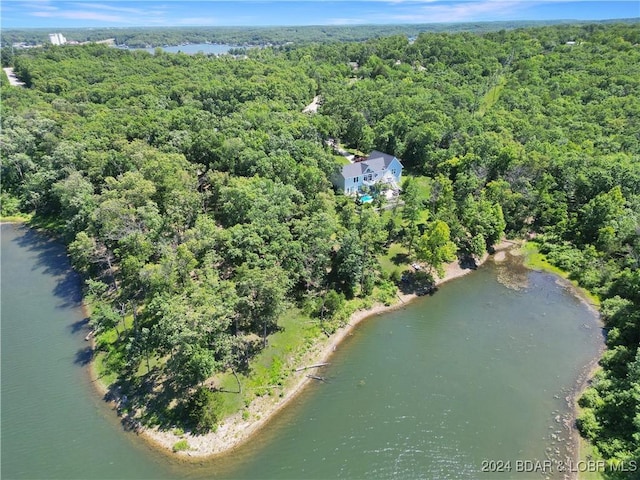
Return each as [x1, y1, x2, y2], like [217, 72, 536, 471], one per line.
[74, 345, 95, 366]
[9, 224, 93, 372]
[12, 225, 83, 309]
[69, 317, 90, 334]
[398, 254, 478, 297]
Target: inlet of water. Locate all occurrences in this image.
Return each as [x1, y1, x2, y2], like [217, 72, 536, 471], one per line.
[1, 224, 603, 479]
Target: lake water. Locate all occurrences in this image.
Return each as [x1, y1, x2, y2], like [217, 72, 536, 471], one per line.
[0, 224, 175, 479]
[114, 43, 239, 55]
[1, 223, 603, 479]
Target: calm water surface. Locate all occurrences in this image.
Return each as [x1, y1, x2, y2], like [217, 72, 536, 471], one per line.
[1, 224, 603, 479]
[1, 224, 176, 479]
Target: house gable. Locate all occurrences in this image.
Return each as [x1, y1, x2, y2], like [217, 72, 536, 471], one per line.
[333, 150, 403, 194]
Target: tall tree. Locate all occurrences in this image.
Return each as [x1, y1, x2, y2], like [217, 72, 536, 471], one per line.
[416, 220, 458, 278]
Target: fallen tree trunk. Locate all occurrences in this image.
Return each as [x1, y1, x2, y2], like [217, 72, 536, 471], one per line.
[295, 362, 330, 372]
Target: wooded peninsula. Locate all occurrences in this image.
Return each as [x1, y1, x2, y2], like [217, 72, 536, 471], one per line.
[1, 22, 638, 476]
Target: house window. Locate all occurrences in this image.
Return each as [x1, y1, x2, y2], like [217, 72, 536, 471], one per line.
[366, 174, 372, 181]
[391, 169, 396, 175]
[354, 177, 359, 183]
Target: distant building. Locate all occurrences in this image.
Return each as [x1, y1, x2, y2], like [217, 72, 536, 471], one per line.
[48, 33, 67, 46]
[333, 150, 403, 195]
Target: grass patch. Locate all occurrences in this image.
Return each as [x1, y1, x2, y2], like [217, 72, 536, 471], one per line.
[212, 308, 323, 416]
[172, 439, 190, 452]
[335, 155, 351, 166]
[27, 215, 66, 236]
[93, 351, 118, 387]
[477, 75, 507, 116]
[0, 213, 33, 223]
[577, 436, 605, 480]
[520, 241, 600, 307]
[379, 242, 411, 278]
[521, 242, 566, 276]
[410, 175, 432, 200]
[340, 143, 366, 157]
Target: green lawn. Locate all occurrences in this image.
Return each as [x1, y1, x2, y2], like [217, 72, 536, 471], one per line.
[520, 241, 600, 307]
[0, 213, 32, 223]
[335, 155, 351, 166]
[577, 436, 605, 480]
[215, 308, 323, 417]
[477, 75, 507, 117]
[410, 175, 432, 200]
[379, 242, 411, 278]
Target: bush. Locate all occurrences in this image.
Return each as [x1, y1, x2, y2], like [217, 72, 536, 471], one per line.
[578, 387, 604, 409]
[576, 409, 601, 441]
[321, 289, 345, 319]
[269, 356, 285, 386]
[389, 268, 403, 284]
[361, 274, 375, 297]
[375, 279, 398, 306]
[172, 439, 189, 452]
[185, 387, 223, 433]
[0, 192, 21, 217]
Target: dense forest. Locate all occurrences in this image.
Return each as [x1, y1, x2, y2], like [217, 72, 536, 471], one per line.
[1, 23, 638, 476]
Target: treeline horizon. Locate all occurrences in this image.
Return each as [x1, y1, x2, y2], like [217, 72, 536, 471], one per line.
[2, 17, 639, 48]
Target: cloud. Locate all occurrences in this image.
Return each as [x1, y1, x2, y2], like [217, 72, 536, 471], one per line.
[20, 0, 57, 11]
[19, 1, 171, 25]
[31, 9, 126, 22]
[73, 3, 147, 15]
[372, 0, 532, 23]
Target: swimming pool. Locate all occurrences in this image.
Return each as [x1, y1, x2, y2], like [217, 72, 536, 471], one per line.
[360, 194, 373, 203]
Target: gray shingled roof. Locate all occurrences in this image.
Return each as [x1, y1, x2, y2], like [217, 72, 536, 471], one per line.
[340, 151, 402, 179]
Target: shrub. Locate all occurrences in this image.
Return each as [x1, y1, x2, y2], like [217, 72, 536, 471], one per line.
[578, 387, 604, 409]
[185, 387, 223, 433]
[172, 439, 189, 452]
[0, 192, 21, 217]
[389, 268, 403, 284]
[321, 290, 345, 319]
[269, 356, 285, 385]
[361, 274, 375, 296]
[375, 279, 398, 305]
[576, 409, 601, 441]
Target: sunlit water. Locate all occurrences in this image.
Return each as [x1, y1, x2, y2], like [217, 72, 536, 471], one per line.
[1, 224, 603, 479]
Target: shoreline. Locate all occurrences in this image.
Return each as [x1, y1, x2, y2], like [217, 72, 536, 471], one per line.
[91, 240, 515, 459]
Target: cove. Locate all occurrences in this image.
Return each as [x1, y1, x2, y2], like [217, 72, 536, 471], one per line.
[1, 223, 604, 479]
[194, 256, 603, 479]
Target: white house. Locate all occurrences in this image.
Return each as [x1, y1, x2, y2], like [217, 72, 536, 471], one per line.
[333, 150, 403, 195]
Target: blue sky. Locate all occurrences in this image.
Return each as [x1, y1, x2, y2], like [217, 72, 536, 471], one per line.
[1, 1, 638, 29]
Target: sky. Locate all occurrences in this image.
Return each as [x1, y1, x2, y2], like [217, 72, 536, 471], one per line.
[1, 1, 638, 29]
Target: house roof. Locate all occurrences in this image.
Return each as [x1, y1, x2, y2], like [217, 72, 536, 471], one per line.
[341, 151, 403, 179]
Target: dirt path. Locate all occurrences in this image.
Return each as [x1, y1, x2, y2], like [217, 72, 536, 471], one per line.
[3, 67, 25, 87]
[302, 95, 321, 113]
